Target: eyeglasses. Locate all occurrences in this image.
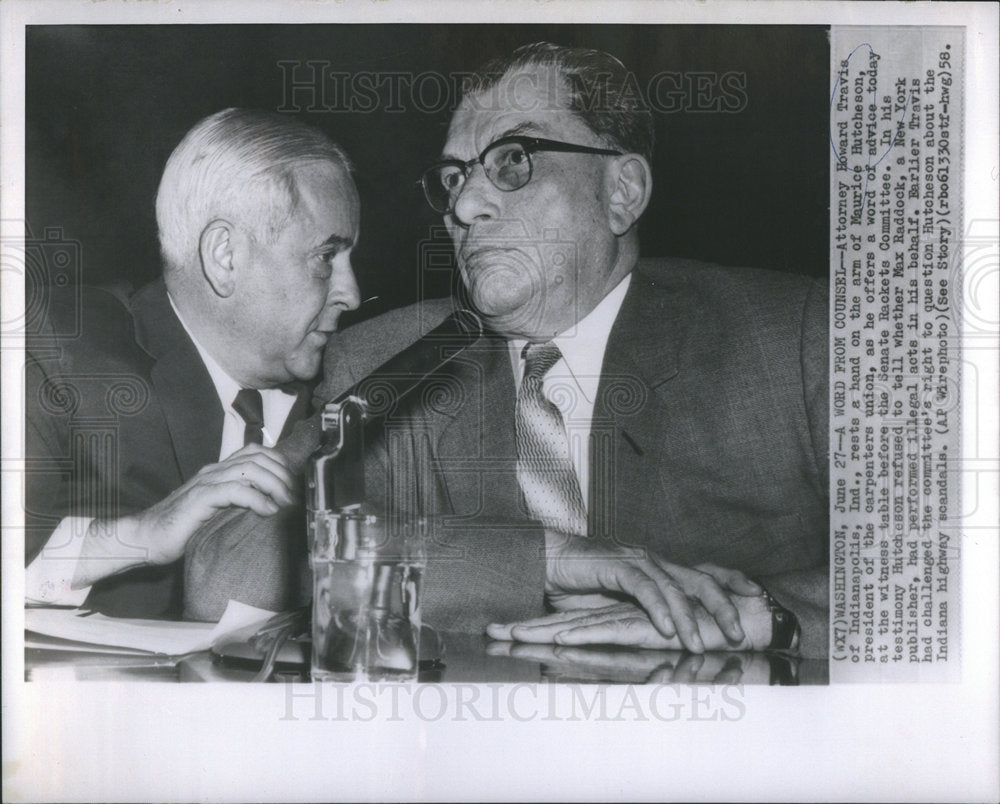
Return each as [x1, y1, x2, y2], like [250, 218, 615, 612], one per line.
[420, 135, 622, 214]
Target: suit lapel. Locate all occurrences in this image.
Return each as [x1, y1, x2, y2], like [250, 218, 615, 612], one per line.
[602, 261, 686, 398]
[590, 262, 691, 541]
[131, 280, 224, 481]
[434, 336, 523, 521]
[410, 335, 546, 629]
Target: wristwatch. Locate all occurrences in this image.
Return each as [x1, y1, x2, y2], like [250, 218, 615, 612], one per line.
[761, 586, 801, 653]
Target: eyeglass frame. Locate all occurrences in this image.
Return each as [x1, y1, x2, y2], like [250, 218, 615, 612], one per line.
[419, 135, 623, 214]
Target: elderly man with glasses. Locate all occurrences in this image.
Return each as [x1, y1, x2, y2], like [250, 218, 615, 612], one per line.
[186, 42, 828, 658]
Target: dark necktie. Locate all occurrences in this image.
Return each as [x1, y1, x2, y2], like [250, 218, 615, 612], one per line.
[515, 342, 588, 536]
[233, 388, 264, 446]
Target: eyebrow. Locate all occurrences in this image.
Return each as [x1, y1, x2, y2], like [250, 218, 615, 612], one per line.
[317, 234, 355, 252]
[439, 121, 546, 161]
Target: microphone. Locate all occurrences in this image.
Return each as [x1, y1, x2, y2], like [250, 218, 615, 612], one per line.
[312, 309, 483, 512]
[330, 308, 483, 418]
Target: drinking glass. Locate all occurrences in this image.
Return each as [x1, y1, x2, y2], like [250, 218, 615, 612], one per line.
[309, 513, 426, 682]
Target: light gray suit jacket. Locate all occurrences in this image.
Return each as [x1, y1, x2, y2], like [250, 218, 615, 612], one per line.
[186, 258, 829, 656]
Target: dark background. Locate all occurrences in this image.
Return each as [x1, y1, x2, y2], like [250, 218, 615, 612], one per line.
[26, 24, 829, 326]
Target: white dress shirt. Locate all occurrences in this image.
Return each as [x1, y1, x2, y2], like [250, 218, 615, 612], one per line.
[25, 294, 298, 606]
[508, 273, 632, 509]
[180, 299, 298, 458]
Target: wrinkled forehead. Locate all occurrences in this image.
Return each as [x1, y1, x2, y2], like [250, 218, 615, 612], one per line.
[444, 66, 593, 159]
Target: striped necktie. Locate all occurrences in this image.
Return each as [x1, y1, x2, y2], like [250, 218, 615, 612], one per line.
[515, 342, 588, 536]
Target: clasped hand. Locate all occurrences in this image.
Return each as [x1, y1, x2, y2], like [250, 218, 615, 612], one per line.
[487, 531, 770, 654]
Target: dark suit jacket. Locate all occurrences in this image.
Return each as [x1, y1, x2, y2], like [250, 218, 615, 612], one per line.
[185, 258, 829, 655]
[25, 279, 308, 618]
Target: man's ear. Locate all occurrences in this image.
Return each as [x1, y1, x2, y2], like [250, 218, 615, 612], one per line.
[199, 219, 237, 298]
[606, 155, 653, 236]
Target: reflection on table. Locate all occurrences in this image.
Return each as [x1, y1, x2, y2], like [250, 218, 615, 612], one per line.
[26, 629, 826, 684]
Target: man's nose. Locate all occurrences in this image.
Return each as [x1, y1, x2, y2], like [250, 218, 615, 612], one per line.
[326, 257, 361, 315]
[450, 164, 500, 226]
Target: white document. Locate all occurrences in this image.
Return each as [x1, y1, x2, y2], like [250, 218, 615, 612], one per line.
[24, 601, 278, 656]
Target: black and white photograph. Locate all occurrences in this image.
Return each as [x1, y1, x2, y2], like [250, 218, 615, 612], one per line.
[2, 1, 997, 801]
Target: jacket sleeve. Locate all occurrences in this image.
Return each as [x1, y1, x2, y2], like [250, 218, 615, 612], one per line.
[762, 277, 830, 659]
[24, 344, 72, 564]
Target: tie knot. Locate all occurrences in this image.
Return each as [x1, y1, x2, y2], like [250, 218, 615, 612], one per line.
[232, 388, 264, 427]
[522, 342, 562, 382]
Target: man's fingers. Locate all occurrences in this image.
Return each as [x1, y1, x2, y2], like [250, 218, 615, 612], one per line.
[196, 481, 283, 517]
[224, 452, 297, 489]
[544, 537, 766, 653]
[606, 563, 708, 652]
[489, 605, 680, 650]
[487, 605, 635, 643]
[211, 461, 296, 506]
[199, 446, 297, 492]
[486, 622, 517, 641]
[656, 579, 705, 653]
[507, 617, 601, 644]
[680, 567, 746, 644]
[145, 480, 282, 562]
[487, 609, 606, 641]
[694, 562, 762, 596]
[489, 601, 765, 653]
[549, 591, 627, 611]
[235, 450, 297, 485]
[653, 560, 746, 645]
[552, 617, 676, 650]
[227, 442, 291, 465]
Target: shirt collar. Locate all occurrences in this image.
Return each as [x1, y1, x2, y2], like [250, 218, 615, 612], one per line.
[167, 292, 244, 409]
[508, 272, 632, 397]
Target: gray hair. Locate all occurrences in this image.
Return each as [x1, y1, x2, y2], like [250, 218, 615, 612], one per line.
[463, 42, 655, 164]
[155, 108, 353, 273]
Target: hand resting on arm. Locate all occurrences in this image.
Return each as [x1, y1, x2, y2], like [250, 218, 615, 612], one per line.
[71, 444, 296, 590]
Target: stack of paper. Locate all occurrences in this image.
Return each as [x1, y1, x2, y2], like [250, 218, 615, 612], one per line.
[25, 600, 277, 657]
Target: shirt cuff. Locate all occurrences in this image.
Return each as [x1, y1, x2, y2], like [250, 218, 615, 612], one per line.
[25, 517, 94, 607]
